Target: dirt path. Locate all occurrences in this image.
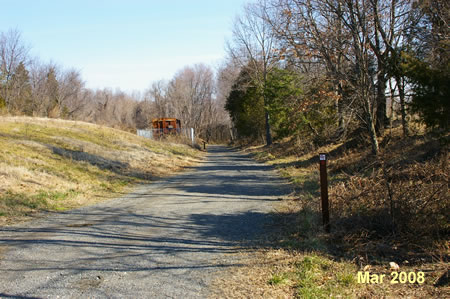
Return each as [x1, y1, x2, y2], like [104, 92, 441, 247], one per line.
[0, 145, 290, 298]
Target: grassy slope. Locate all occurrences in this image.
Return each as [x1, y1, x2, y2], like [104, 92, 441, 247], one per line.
[212, 128, 448, 298]
[0, 116, 203, 225]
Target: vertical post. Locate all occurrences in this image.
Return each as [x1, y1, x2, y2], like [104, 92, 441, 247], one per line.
[319, 153, 330, 233]
[190, 128, 194, 147]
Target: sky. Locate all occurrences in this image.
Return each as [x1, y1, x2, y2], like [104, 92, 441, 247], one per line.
[1, 0, 247, 93]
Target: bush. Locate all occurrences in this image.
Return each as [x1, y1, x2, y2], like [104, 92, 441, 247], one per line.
[330, 153, 449, 245]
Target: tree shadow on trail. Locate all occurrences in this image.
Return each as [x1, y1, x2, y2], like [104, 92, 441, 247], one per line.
[48, 145, 157, 180]
[0, 144, 305, 294]
[0, 207, 279, 274]
[168, 149, 292, 198]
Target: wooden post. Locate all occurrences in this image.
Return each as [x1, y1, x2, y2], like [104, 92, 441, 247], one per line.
[319, 153, 330, 233]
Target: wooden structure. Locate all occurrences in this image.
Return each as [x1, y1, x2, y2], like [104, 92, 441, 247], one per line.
[152, 118, 181, 135]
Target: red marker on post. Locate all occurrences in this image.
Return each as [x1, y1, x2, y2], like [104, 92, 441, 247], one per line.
[319, 153, 330, 232]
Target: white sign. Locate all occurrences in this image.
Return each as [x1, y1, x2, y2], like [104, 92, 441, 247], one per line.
[319, 154, 326, 161]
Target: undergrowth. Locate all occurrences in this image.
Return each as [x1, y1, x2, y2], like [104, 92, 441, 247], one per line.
[233, 126, 449, 298]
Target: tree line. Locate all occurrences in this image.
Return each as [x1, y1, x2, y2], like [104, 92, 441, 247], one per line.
[0, 29, 230, 141]
[223, 0, 449, 153]
[2, 0, 448, 148]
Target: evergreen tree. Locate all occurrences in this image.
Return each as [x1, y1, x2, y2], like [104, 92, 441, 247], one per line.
[10, 62, 32, 115]
[45, 67, 59, 117]
[225, 68, 265, 141]
[401, 0, 449, 133]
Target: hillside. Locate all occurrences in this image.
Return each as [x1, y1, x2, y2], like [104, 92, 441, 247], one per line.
[213, 127, 448, 298]
[0, 116, 203, 225]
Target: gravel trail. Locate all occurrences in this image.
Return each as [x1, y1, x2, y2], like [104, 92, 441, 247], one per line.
[0, 145, 290, 298]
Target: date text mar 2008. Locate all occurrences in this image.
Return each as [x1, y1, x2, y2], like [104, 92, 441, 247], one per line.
[357, 271, 425, 284]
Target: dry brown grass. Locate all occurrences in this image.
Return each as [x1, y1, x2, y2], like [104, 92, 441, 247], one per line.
[328, 127, 449, 260]
[212, 126, 448, 298]
[210, 249, 298, 299]
[0, 116, 204, 225]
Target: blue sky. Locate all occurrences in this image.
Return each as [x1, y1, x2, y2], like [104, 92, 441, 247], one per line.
[1, 0, 247, 92]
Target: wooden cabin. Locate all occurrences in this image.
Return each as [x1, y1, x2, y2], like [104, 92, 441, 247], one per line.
[152, 118, 181, 135]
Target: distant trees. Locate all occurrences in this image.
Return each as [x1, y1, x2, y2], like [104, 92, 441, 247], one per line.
[0, 29, 232, 141]
[0, 29, 29, 111]
[167, 64, 214, 136]
[3, 0, 448, 148]
[216, 60, 240, 141]
[9, 62, 32, 115]
[0, 30, 92, 120]
[144, 64, 231, 141]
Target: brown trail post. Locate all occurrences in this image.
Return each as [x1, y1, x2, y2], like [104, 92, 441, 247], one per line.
[319, 153, 330, 233]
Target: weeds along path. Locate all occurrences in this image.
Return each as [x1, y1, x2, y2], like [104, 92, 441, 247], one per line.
[0, 145, 290, 298]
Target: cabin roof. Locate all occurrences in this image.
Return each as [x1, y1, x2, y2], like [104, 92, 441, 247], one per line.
[152, 118, 179, 122]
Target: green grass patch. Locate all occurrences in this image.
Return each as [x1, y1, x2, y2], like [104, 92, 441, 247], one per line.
[98, 179, 130, 192]
[252, 149, 276, 161]
[1, 191, 50, 215]
[280, 167, 320, 199]
[263, 254, 359, 298]
[167, 146, 199, 158]
[0, 189, 83, 216]
[248, 145, 361, 297]
[268, 273, 289, 285]
[295, 255, 357, 298]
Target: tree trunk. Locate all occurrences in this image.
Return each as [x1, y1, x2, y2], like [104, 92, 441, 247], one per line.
[263, 64, 272, 146]
[388, 79, 395, 128]
[335, 82, 348, 140]
[375, 71, 387, 134]
[265, 110, 272, 146]
[368, 111, 379, 155]
[396, 75, 409, 137]
[364, 95, 379, 155]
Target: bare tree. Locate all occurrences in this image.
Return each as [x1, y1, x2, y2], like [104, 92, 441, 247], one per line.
[227, 0, 278, 145]
[0, 29, 30, 111]
[146, 80, 171, 118]
[265, 0, 357, 140]
[56, 69, 87, 119]
[215, 60, 240, 141]
[28, 60, 56, 116]
[166, 64, 214, 137]
[133, 98, 153, 129]
[264, 0, 416, 153]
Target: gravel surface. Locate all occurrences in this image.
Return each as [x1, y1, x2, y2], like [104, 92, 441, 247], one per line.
[0, 145, 290, 298]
